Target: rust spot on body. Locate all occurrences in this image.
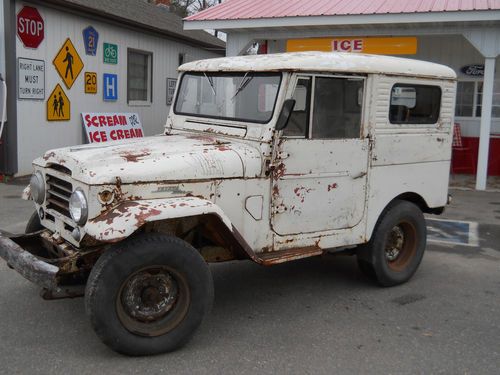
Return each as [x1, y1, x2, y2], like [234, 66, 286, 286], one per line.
[293, 186, 312, 203]
[43, 152, 56, 161]
[327, 183, 338, 191]
[119, 149, 151, 162]
[134, 208, 162, 228]
[92, 201, 141, 225]
[273, 162, 286, 179]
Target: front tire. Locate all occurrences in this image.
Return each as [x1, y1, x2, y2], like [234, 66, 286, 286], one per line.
[357, 200, 426, 287]
[85, 234, 214, 356]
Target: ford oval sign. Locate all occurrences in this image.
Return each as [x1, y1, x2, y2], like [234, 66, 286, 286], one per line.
[461, 64, 484, 76]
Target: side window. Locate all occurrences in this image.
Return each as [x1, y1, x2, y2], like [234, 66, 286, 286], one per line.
[389, 84, 441, 124]
[312, 77, 363, 139]
[283, 77, 311, 137]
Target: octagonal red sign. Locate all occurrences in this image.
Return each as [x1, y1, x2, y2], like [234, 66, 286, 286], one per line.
[17, 6, 44, 49]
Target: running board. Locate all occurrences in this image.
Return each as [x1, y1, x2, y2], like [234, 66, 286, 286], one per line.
[256, 246, 323, 266]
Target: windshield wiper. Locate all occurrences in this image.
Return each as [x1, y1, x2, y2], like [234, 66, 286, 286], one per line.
[203, 73, 216, 95]
[231, 73, 253, 101]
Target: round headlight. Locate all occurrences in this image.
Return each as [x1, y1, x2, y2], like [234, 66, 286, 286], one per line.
[30, 171, 45, 204]
[69, 188, 88, 225]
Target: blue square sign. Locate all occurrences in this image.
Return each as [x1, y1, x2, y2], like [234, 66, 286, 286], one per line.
[103, 73, 117, 101]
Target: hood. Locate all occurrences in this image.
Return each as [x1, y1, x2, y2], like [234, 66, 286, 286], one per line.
[34, 133, 262, 185]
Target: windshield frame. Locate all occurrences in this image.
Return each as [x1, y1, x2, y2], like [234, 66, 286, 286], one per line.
[173, 71, 283, 125]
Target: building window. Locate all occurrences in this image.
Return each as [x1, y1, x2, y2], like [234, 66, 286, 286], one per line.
[389, 84, 441, 124]
[455, 80, 500, 118]
[455, 81, 475, 117]
[127, 49, 152, 105]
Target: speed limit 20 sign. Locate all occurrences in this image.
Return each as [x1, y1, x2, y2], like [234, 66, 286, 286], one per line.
[17, 6, 44, 49]
[85, 72, 97, 94]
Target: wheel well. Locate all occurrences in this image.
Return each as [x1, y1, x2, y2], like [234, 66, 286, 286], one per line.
[392, 192, 444, 215]
[141, 214, 254, 263]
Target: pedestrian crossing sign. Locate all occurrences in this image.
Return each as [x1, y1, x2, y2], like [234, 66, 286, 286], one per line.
[53, 38, 83, 89]
[47, 84, 70, 121]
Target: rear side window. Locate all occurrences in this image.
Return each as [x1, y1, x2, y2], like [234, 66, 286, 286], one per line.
[389, 84, 441, 124]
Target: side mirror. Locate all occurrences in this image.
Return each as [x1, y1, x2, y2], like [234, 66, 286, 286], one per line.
[275, 99, 296, 131]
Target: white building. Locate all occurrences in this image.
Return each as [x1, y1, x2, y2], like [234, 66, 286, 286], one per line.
[184, 0, 500, 190]
[0, 0, 224, 176]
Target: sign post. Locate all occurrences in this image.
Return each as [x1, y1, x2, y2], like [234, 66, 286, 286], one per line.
[17, 6, 44, 49]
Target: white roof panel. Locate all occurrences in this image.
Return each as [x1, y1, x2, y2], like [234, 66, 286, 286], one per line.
[179, 52, 457, 79]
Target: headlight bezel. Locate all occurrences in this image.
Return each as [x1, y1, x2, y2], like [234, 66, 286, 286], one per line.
[30, 171, 45, 204]
[69, 188, 88, 225]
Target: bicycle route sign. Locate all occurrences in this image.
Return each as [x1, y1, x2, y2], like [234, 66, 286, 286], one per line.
[53, 38, 84, 89]
[103, 42, 118, 64]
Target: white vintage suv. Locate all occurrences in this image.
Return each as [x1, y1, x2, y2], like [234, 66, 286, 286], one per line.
[0, 52, 456, 355]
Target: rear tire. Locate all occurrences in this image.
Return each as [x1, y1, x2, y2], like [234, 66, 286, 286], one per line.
[85, 233, 214, 356]
[25, 211, 43, 233]
[357, 200, 426, 287]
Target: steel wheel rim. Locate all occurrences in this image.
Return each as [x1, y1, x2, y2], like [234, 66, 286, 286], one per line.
[385, 221, 417, 272]
[116, 265, 190, 337]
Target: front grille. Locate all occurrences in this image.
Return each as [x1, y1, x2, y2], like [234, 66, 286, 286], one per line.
[46, 174, 73, 218]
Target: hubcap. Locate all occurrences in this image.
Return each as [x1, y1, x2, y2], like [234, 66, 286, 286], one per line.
[385, 225, 405, 261]
[116, 265, 190, 337]
[384, 221, 418, 272]
[121, 270, 178, 322]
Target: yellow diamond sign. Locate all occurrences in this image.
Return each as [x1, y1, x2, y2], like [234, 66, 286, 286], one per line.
[47, 84, 70, 121]
[53, 38, 84, 89]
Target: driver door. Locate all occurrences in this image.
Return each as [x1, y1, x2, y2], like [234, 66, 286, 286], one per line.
[271, 74, 369, 236]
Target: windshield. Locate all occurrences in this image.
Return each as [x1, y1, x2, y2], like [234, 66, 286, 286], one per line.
[174, 72, 282, 124]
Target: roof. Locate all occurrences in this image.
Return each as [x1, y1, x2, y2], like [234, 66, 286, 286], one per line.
[186, 0, 500, 20]
[41, 0, 225, 51]
[178, 52, 457, 79]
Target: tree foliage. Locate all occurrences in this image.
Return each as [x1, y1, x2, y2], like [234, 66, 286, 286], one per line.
[169, 0, 220, 18]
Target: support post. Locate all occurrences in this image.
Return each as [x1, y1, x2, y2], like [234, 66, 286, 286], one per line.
[225, 33, 254, 56]
[475, 57, 496, 190]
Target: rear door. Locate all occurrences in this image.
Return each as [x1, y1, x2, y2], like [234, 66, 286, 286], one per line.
[271, 74, 369, 236]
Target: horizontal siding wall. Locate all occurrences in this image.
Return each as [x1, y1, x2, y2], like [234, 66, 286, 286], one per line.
[15, 1, 220, 175]
[412, 35, 500, 138]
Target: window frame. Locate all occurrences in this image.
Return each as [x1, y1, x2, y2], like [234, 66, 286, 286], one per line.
[173, 71, 283, 125]
[388, 83, 442, 125]
[283, 73, 366, 140]
[127, 48, 153, 106]
[455, 78, 500, 120]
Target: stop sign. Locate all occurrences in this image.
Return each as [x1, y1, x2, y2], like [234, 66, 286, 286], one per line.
[17, 6, 44, 49]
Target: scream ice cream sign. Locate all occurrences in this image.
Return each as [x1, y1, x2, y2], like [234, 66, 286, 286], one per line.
[82, 112, 144, 143]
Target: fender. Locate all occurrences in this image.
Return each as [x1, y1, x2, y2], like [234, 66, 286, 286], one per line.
[85, 197, 233, 243]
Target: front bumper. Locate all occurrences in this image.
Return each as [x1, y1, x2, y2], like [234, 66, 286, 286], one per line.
[0, 229, 102, 298]
[0, 231, 59, 290]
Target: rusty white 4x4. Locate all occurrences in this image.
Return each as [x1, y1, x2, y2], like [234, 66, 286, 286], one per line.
[0, 52, 456, 356]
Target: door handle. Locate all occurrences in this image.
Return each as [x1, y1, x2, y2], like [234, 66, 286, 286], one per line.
[350, 171, 367, 180]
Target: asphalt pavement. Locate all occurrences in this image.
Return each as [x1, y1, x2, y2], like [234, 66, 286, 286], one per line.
[0, 181, 499, 374]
